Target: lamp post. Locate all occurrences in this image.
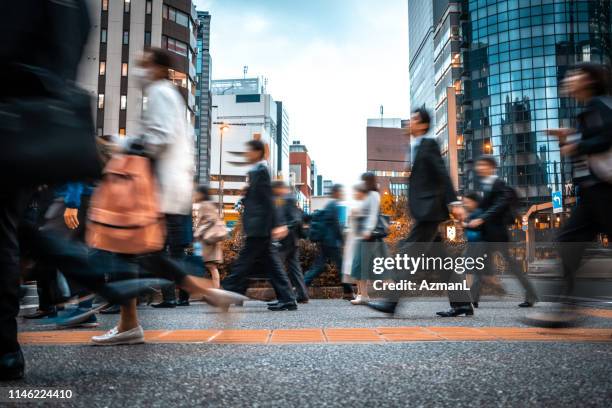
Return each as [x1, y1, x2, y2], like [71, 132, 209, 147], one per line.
[218, 123, 229, 216]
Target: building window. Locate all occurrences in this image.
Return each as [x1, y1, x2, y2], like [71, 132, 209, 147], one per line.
[124, 0, 130, 13]
[144, 31, 151, 47]
[99, 61, 106, 76]
[102, 0, 108, 11]
[97, 127, 103, 136]
[142, 96, 148, 111]
[121, 63, 128, 77]
[120, 95, 127, 110]
[100, 29, 107, 43]
[162, 4, 190, 28]
[163, 36, 188, 57]
[123, 31, 129, 45]
[146, 0, 152, 14]
[98, 94, 105, 109]
[119, 128, 126, 136]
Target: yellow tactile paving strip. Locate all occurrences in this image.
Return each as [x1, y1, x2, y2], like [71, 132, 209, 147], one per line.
[18, 327, 612, 345]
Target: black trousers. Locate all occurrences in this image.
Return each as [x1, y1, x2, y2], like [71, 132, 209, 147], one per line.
[160, 214, 191, 303]
[280, 245, 308, 301]
[222, 237, 295, 304]
[0, 190, 30, 354]
[396, 221, 472, 306]
[557, 183, 612, 298]
[304, 245, 353, 294]
[470, 242, 537, 304]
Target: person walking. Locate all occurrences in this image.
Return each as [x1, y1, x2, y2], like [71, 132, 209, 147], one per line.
[530, 63, 612, 326]
[271, 181, 309, 304]
[345, 173, 385, 305]
[91, 48, 245, 346]
[222, 140, 298, 311]
[303, 184, 354, 300]
[367, 108, 472, 317]
[193, 185, 224, 289]
[467, 156, 538, 308]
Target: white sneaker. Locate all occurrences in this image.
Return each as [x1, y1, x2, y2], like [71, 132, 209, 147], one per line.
[91, 326, 145, 346]
[350, 295, 370, 305]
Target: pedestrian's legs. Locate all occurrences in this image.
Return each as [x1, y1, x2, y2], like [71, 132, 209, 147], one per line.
[205, 262, 220, 289]
[303, 247, 328, 286]
[265, 241, 296, 304]
[285, 247, 308, 301]
[222, 238, 262, 295]
[326, 246, 352, 295]
[470, 270, 482, 304]
[497, 244, 538, 303]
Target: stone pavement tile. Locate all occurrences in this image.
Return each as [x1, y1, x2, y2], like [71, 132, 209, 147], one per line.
[424, 327, 499, 341]
[324, 328, 383, 343]
[269, 329, 326, 344]
[482, 327, 612, 342]
[18, 330, 104, 345]
[146, 329, 221, 343]
[377, 326, 443, 341]
[209, 329, 271, 344]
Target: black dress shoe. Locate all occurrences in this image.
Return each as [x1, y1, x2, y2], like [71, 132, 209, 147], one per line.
[176, 300, 190, 307]
[0, 349, 24, 381]
[473, 302, 479, 308]
[518, 301, 534, 308]
[23, 308, 57, 319]
[436, 306, 474, 317]
[366, 301, 398, 315]
[151, 301, 177, 308]
[297, 298, 309, 304]
[267, 301, 279, 307]
[267, 302, 297, 311]
[99, 304, 121, 314]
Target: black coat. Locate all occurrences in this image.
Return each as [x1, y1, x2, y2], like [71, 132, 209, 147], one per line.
[242, 163, 279, 238]
[408, 138, 458, 222]
[479, 178, 515, 242]
[574, 96, 612, 184]
[275, 194, 301, 250]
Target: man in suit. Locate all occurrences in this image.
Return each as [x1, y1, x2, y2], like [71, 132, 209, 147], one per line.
[222, 140, 297, 311]
[271, 181, 309, 303]
[467, 156, 538, 307]
[368, 108, 473, 317]
[303, 185, 354, 299]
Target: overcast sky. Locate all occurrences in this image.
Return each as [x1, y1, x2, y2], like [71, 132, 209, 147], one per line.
[194, 0, 409, 186]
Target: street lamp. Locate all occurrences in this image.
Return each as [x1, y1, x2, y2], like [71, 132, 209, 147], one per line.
[218, 123, 230, 216]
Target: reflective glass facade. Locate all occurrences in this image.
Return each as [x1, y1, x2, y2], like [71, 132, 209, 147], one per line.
[461, 0, 612, 206]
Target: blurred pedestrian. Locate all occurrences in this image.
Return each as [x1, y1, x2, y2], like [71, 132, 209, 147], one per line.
[304, 184, 354, 299]
[367, 108, 471, 317]
[221, 140, 298, 311]
[271, 181, 309, 304]
[193, 185, 225, 289]
[468, 156, 538, 308]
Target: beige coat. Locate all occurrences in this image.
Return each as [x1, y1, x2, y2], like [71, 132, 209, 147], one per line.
[193, 201, 223, 263]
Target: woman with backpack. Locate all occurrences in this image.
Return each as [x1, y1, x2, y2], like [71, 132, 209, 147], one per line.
[193, 185, 225, 289]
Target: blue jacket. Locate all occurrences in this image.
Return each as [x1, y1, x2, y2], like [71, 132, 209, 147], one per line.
[55, 182, 93, 209]
[322, 199, 344, 248]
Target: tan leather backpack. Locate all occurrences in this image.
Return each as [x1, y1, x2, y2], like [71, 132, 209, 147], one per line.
[87, 154, 165, 254]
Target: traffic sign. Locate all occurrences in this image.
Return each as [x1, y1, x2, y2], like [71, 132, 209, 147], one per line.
[552, 191, 563, 214]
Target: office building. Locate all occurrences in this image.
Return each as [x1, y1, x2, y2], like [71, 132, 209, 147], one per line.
[210, 77, 284, 219]
[408, 0, 436, 124]
[316, 175, 324, 196]
[195, 10, 212, 182]
[276, 101, 291, 179]
[81, 0, 198, 138]
[459, 0, 612, 207]
[322, 180, 334, 196]
[366, 119, 410, 197]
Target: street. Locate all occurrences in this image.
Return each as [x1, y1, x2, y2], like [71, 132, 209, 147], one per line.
[8, 297, 612, 407]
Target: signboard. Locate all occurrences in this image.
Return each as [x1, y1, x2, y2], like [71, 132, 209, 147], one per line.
[552, 191, 563, 214]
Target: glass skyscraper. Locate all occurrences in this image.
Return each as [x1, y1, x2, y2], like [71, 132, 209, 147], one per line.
[460, 0, 612, 207]
[195, 11, 212, 183]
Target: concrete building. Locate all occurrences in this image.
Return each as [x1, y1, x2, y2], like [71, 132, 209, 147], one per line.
[323, 180, 334, 196]
[81, 0, 198, 138]
[210, 77, 284, 219]
[289, 141, 312, 213]
[195, 10, 212, 182]
[276, 101, 290, 180]
[366, 118, 410, 197]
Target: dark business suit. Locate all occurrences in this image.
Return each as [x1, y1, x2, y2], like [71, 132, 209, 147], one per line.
[276, 194, 308, 301]
[400, 137, 471, 306]
[474, 178, 537, 304]
[222, 163, 295, 304]
[304, 199, 352, 294]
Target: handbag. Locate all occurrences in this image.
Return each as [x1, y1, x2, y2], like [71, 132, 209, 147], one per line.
[0, 64, 102, 186]
[202, 219, 228, 245]
[370, 214, 391, 239]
